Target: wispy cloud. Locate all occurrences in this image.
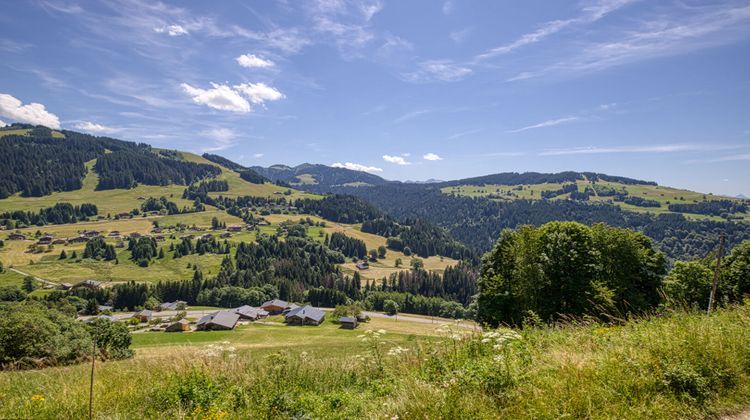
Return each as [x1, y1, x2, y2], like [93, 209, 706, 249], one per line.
[394, 109, 432, 123]
[154, 24, 188, 36]
[383, 154, 411, 165]
[539, 143, 730, 156]
[508, 116, 578, 133]
[332, 161, 383, 172]
[73, 121, 119, 134]
[447, 128, 482, 140]
[507, 2, 750, 81]
[201, 128, 236, 152]
[403, 60, 472, 83]
[423, 152, 443, 161]
[476, 0, 636, 60]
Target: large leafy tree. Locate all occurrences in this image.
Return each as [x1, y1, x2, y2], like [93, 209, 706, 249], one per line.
[478, 222, 667, 326]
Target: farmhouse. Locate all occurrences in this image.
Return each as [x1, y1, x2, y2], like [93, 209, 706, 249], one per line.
[227, 224, 243, 232]
[133, 309, 153, 322]
[58, 283, 73, 290]
[37, 234, 54, 245]
[285, 305, 326, 326]
[196, 311, 240, 331]
[165, 319, 191, 332]
[261, 299, 289, 315]
[68, 236, 89, 243]
[220, 232, 232, 238]
[234, 305, 269, 321]
[71, 279, 102, 290]
[52, 238, 67, 245]
[8, 233, 26, 240]
[340, 316, 358, 329]
[109, 231, 121, 237]
[82, 230, 100, 238]
[129, 232, 142, 239]
[157, 301, 187, 311]
[356, 261, 369, 270]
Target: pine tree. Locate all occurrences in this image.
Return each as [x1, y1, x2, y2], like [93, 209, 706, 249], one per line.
[59, 249, 67, 260]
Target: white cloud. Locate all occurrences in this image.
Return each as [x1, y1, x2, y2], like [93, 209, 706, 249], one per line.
[201, 128, 236, 152]
[423, 153, 443, 161]
[0, 120, 5, 127]
[233, 83, 285, 105]
[154, 24, 188, 36]
[508, 116, 578, 133]
[236, 54, 275, 69]
[360, 1, 383, 21]
[383, 154, 410, 165]
[73, 121, 118, 134]
[181, 83, 251, 113]
[0, 93, 60, 129]
[332, 162, 383, 172]
[599, 102, 617, 110]
[404, 60, 472, 83]
[253, 153, 264, 158]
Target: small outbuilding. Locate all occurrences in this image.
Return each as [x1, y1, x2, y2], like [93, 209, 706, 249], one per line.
[165, 319, 191, 332]
[196, 311, 240, 331]
[157, 301, 187, 311]
[8, 233, 26, 241]
[339, 316, 358, 329]
[356, 261, 369, 270]
[71, 279, 102, 290]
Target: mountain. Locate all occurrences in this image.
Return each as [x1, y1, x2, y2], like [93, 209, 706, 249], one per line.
[250, 163, 391, 192]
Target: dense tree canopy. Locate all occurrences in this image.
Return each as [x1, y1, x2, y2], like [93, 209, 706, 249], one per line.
[477, 222, 667, 326]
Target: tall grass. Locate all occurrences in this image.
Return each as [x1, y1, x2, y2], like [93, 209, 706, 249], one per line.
[2, 303, 749, 419]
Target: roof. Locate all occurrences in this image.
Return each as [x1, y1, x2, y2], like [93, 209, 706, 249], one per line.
[73, 279, 102, 288]
[197, 311, 240, 329]
[285, 305, 325, 323]
[135, 309, 153, 317]
[158, 301, 186, 311]
[235, 305, 269, 318]
[261, 299, 288, 308]
[340, 316, 357, 324]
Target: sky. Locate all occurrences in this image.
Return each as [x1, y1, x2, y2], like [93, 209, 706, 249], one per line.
[1, 0, 749, 196]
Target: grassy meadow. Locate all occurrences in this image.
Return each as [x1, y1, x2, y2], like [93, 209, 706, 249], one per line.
[442, 179, 749, 221]
[1, 304, 749, 418]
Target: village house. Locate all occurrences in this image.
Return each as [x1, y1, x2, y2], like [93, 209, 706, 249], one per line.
[220, 232, 232, 238]
[282, 304, 300, 315]
[261, 299, 289, 315]
[133, 309, 153, 323]
[117, 212, 131, 219]
[196, 311, 240, 331]
[67, 235, 89, 243]
[108, 231, 121, 237]
[165, 319, 191, 332]
[356, 261, 369, 270]
[8, 233, 26, 240]
[339, 316, 358, 329]
[129, 232, 142, 239]
[234, 305, 269, 321]
[58, 283, 73, 290]
[227, 224, 243, 232]
[37, 234, 54, 245]
[285, 305, 326, 326]
[71, 279, 102, 290]
[82, 230, 100, 238]
[157, 301, 187, 311]
[52, 238, 67, 245]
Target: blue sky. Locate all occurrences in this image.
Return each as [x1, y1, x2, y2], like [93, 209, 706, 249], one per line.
[1, 0, 749, 195]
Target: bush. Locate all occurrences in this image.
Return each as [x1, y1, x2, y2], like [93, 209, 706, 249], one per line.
[87, 317, 134, 360]
[383, 300, 399, 316]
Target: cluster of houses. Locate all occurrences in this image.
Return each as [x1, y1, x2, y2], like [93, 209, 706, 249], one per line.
[117, 298, 361, 333]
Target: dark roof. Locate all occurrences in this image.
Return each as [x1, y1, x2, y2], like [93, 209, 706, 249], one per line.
[135, 309, 153, 317]
[261, 299, 288, 308]
[235, 305, 268, 318]
[285, 305, 325, 323]
[340, 316, 357, 324]
[197, 311, 240, 330]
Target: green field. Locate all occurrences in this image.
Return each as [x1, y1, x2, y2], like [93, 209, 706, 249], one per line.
[0, 128, 65, 138]
[442, 179, 750, 221]
[1, 304, 748, 418]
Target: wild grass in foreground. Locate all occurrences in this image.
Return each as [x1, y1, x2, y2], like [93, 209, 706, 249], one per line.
[1, 304, 749, 419]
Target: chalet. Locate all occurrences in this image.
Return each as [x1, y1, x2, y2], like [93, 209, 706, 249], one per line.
[227, 224, 243, 232]
[133, 309, 153, 322]
[117, 213, 131, 219]
[108, 231, 121, 237]
[154, 235, 166, 241]
[181, 234, 195, 240]
[85, 314, 115, 323]
[71, 279, 102, 290]
[220, 232, 232, 238]
[234, 305, 269, 321]
[98, 305, 113, 313]
[340, 316, 358, 329]
[129, 232, 142, 239]
[58, 282, 73, 290]
[8, 233, 26, 241]
[200, 233, 213, 239]
[152, 228, 163, 234]
[257, 221, 270, 226]
[82, 230, 100, 238]
[52, 238, 67, 245]
[157, 301, 187, 311]
[165, 319, 191, 332]
[261, 299, 289, 315]
[196, 311, 240, 331]
[68, 236, 89, 243]
[282, 304, 299, 315]
[38, 234, 54, 245]
[285, 305, 326, 326]
[356, 261, 369, 270]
